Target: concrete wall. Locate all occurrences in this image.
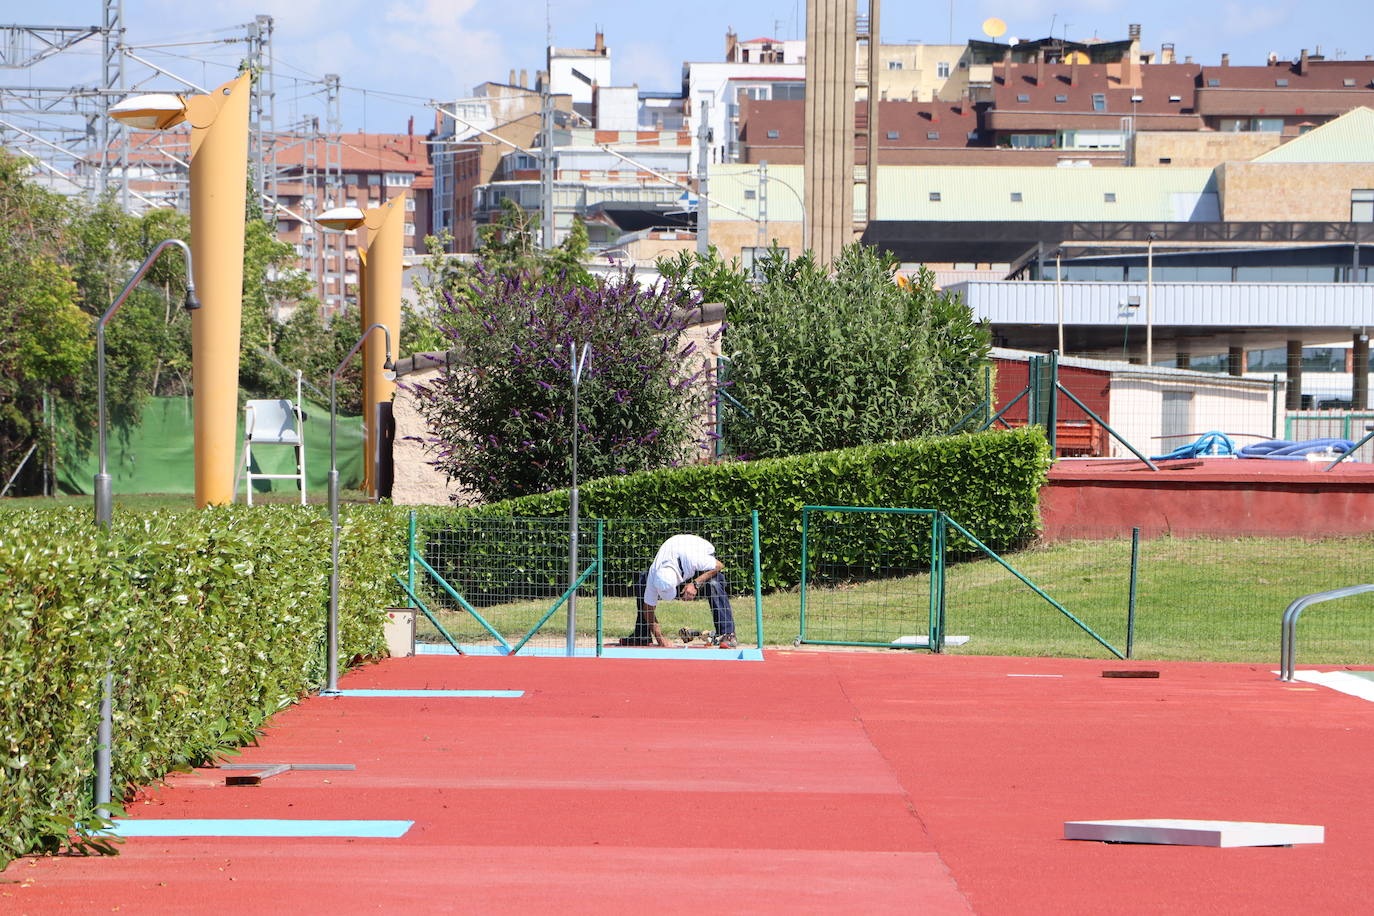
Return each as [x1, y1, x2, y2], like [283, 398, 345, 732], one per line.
[1133, 131, 1281, 168]
[1218, 162, 1374, 221]
[1107, 373, 1275, 459]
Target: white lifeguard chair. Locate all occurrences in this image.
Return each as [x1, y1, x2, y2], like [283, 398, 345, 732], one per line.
[240, 372, 308, 505]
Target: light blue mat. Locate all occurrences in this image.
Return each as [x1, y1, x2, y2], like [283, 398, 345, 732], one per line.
[110, 819, 413, 838]
[414, 644, 764, 661]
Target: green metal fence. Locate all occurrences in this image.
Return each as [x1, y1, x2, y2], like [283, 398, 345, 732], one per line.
[798, 506, 1124, 658]
[404, 510, 763, 655]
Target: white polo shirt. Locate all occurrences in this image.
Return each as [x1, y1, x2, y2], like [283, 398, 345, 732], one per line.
[642, 534, 718, 608]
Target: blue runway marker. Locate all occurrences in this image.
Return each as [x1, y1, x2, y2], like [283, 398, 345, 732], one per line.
[327, 689, 523, 698]
[110, 819, 413, 838]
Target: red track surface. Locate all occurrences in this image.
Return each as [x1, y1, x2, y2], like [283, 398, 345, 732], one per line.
[6, 653, 1374, 914]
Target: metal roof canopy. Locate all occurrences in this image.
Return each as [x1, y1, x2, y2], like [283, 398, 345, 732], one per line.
[864, 220, 1374, 267]
[949, 278, 1374, 356]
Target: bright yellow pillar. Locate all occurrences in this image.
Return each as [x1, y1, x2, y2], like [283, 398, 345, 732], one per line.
[359, 191, 407, 499]
[186, 73, 251, 507]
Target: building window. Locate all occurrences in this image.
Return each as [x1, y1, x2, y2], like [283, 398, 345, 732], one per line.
[1055, 94, 1068, 103]
[1091, 93, 1106, 111]
[1344, 78, 1357, 87]
[1169, 95, 1182, 102]
[967, 130, 979, 140]
[744, 189, 756, 199]
[1010, 192, 1023, 202]
[937, 61, 951, 78]
[929, 191, 941, 202]
[406, 198, 416, 211]
[1207, 78, 1220, 87]
[1354, 190, 1374, 222]
[1104, 192, 1117, 203]
[1159, 157, 1173, 164]
[926, 130, 939, 140]
[1016, 93, 1030, 102]
[766, 129, 780, 139]
[385, 173, 412, 187]
[367, 174, 381, 186]
[886, 130, 899, 140]
[888, 60, 903, 70]
[1274, 78, 1289, 87]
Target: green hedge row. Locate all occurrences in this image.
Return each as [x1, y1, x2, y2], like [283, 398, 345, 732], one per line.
[441, 428, 1050, 590]
[0, 505, 404, 864]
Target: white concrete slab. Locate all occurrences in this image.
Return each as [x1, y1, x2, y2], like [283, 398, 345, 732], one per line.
[1064, 819, 1324, 847]
[891, 635, 971, 647]
[1288, 670, 1374, 702]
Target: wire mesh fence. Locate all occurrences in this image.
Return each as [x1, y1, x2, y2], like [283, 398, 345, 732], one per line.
[797, 508, 1374, 663]
[405, 510, 761, 654]
[798, 508, 939, 648]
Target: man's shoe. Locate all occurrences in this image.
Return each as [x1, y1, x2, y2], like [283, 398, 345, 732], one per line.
[718, 634, 738, 649]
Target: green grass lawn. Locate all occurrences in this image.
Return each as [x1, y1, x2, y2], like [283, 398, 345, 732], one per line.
[411, 534, 1374, 663]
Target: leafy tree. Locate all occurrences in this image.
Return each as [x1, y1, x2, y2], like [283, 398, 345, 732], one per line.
[410, 269, 708, 502]
[709, 243, 990, 459]
[655, 246, 752, 308]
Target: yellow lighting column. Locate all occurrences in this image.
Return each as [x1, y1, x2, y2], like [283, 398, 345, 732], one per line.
[188, 74, 252, 506]
[318, 192, 406, 498]
[360, 192, 406, 499]
[110, 73, 251, 507]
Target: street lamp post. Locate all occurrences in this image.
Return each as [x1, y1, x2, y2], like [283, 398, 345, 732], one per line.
[109, 73, 251, 509]
[566, 342, 590, 657]
[325, 323, 394, 694]
[93, 238, 199, 816]
[1054, 248, 1065, 356]
[1146, 232, 1157, 366]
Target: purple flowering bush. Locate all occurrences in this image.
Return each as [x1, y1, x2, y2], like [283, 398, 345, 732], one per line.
[410, 268, 711, 502]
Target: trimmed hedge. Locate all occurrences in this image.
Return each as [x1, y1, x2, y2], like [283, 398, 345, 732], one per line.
[0, 505, 404, 864]
[445, 428, 1050, 590]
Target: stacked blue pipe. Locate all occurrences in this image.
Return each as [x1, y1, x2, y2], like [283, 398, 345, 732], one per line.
[1238, 438, 1354, 460]
[1151, 431, 1237, 461]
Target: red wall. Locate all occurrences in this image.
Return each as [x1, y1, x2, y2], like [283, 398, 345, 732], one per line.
[993, 358, 1110, 425]
[1041, 462, 1374, 540]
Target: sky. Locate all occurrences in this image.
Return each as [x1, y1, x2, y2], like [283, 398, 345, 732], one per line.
[18, 0, 1374, 137]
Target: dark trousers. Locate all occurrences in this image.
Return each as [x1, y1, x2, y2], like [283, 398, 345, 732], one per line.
[629, 571, 736, 642]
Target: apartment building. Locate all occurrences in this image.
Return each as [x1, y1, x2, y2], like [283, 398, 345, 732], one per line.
[273, 133, 427, 314]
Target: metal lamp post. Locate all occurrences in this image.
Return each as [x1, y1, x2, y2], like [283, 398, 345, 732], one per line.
[325, 323, 393, 694]
[566, 342, 590, 657]
[93, 238, 198, 816]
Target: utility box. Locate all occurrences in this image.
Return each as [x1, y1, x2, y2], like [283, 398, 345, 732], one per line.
[383, 608, 415, 658]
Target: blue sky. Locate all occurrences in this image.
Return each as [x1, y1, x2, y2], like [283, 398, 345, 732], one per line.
[25, 0, 1374, 134]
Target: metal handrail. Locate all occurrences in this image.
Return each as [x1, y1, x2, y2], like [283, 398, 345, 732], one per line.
[1279, 584, 1374, 681]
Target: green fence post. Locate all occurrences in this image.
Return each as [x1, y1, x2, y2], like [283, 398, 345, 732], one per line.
[752, 510, 763, 650]
[1046, 350, 1059, 456]
[798, 508, 810, 643]
[407, 510, 416, 610]
[596, 518, 605, 658]
[929, 513, 942, 653]
[1127, 527, 1140, 659]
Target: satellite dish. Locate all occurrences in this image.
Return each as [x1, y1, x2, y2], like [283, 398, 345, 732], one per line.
[1008, 36, 1020, 46]
[982, 17, 1008, 39]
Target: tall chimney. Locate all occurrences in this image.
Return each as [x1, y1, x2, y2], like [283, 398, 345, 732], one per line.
[1070, 57, 1080, 86]
[1220, 53, 1229, 67]
[594, 31, 605, 54]
[509, 68, 517, 85]
[520, 68, 528, 88]
[1037, 49, 1046, 86]
[1299, 48, 1309, 75]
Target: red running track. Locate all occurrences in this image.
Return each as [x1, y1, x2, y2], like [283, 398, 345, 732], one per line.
[6, 652, 1374, 914]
